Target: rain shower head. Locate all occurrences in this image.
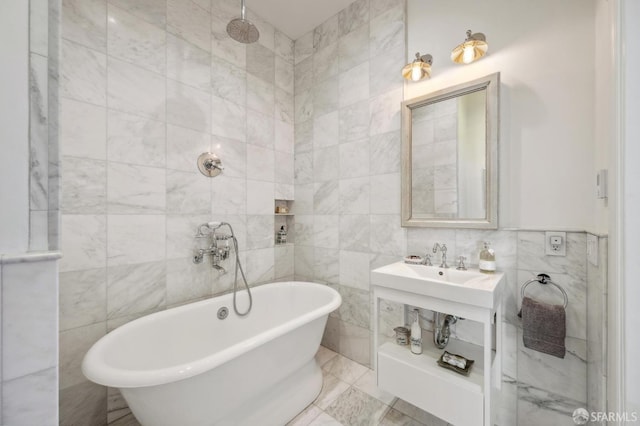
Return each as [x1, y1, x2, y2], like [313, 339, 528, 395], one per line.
[227, 0, 259, 44]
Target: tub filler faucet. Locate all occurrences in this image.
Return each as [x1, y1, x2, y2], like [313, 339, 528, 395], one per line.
[432, 243, 449, 268]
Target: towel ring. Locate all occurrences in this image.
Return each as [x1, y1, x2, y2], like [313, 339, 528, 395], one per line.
[520, 273, 568, 309]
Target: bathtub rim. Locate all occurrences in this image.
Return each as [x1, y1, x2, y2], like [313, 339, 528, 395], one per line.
[82, 281, 341, 388]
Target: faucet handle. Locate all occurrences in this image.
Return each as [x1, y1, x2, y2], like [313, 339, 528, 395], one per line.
[441, 243, 447, 253]
[456, 256, 467, 271]
[423, 253, 433, 266]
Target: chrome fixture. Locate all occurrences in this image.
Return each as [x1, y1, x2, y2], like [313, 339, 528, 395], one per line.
[433, 311, 459, 349]
[402, 52, 433, 82]
[432, 243, 449, 268]
[422, 253, 433, 266]
[217, 306, 229, 320]
[197, 152, 224, 177]
[226, 0, 259, 44]
[451, 30, 488, 64]
[194, 221, 253, 316]
[456, 256, 467, 271]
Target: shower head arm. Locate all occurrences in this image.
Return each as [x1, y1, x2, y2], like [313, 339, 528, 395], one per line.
[241, 0, 247, 19]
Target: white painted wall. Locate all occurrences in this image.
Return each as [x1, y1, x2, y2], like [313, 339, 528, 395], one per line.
[0, 0, 30, 254]
[621, 0, 640, 417]
[406, 0, 597, 230]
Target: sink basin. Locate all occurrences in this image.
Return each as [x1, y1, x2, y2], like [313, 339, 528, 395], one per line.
[371, 261, 504, 309]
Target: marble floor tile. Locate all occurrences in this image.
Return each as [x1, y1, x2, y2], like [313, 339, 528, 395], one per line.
[316, 345, 339, 367]
[324, 387, 390, 426]
[321, 354, 368, 385]
[353, 370, 396, 406]
[378, 408, 426, 426]
[287, 404, 323, 426]
[109, 412, 141, 426]
[391, 399, 448, 426]
[309, 412, 344, 426]
[314, 371, 351, 410]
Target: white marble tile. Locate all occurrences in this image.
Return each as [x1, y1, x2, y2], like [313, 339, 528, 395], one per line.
[211, 176, 246, 215]
[167, 124, 211, 173]
[274, 29, 294, 62]
[314, 180, 339, 214]
[107, 215, 166, 266]
[59, 322, 105, 389]
[369, 88, 402, 136]
[275, 56, 295, 95]
[29, 54, 49, 211]
[295, 215, 314, 246]
[314, 371, 351, 410]
[107, 261, 166, 319]
[338, 0, 369, 36]
[61, 39, 107, 106]
[313, 77, 339, 117]
[2, 261, 58, 381]
[294, 30, 314, 65]
[166, 257, 211, 306]
[339, 215, 370, 252]
[370, 0, 399, 19]
[295, 89, 314, 124]
[370, 173, 400, 215]
[246, 180, 274, 214]
[295, 56, 314, 94]
[292, 184, 313, 214]
[166, 169, 210, 214]
[314, 248, 340, 284]
[275, 183, 294, 201]
[295, 152, 314, 185]
[370, 131, 400, 175]
[165, 214, 210, 259]
[59, 268, 107, 331]
[211, 95, 246, 141]
[369, 48, 403, 98]
[60, 98, 107, 159]
[369, 214, 406, 256]
[167, 33, 211, 92]
[108, 0, 166, 27]
[339, 139, 370, 179]
[30, 0, 48, 56]
[61, 156, 106, 214]
[245, 247, 275, 284]
[246, 215, 275, 250]
[108, 109, 165, 167]
[108, 57, 165, 121]
[314, 112, 339, 149]
[517, 231, 587, 279]
[314, 42, 340, 84]
[28, 211, 49, 252]
[247, 74, 275, 116]
[276, 88, 294, 125]
[287, 404, 323, 426]
[107, 162, 166, 214]
[275, 244, 295, 279]
[339, 100, 370, 143]
[322, 354, 369, 385]
[314, 146, 340, 182]
[339, 250, 370, 291]
[314, 14, 339, 52]
[517, 384, 584, 426]
[246, 144, 275, 181]
[107, 4, 166, 75]
[2, 368, 58, 426]
[339, 62, 370, 109]
[246, 42, 275, 84]
[60, 215, 107, 272]
[167, 79, 211, 133]
[339, 177, 370, 214]
[247, 110, 275, 149]
[62, 0, 106, 52]
[275, 151, 294, 184]
[211, 56, 245, 103]
[210, 135, 246, 178]
[313, 215, 340, 249]
[392, 399, 448, 426]
[338, 25, 369, 73]
[369, 3, 404, 58]
[166, 0, 210, 52]
[379, 408, 425, 426]
[59, 380, 107, 426]
[325, 387, 389, 426]
[332, 284, 369, 329]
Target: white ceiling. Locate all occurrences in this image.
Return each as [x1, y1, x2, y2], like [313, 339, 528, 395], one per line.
[245, 0, 357, 40]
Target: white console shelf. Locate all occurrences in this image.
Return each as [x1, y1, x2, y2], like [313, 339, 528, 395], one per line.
[372, 268, 503, 426]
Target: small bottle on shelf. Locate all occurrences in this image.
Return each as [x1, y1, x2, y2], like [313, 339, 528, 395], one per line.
[479, 241, 496, 273]
[410, 309, 423, 354]
[276, 226, 287, 244]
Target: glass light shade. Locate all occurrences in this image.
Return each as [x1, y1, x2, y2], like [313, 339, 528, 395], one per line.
[451, 32, 488, 64]
[402, 57, 432, 81]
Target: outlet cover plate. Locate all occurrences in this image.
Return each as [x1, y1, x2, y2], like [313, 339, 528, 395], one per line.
[545, 231, 567, 256]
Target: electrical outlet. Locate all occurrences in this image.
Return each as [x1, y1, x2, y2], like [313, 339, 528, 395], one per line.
[545, 231, 566, 256]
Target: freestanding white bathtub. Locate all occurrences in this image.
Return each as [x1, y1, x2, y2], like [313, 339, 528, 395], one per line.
[82, 282, 341, 426]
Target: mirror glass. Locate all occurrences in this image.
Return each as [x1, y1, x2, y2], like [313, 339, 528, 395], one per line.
[402, 73, 499, 228]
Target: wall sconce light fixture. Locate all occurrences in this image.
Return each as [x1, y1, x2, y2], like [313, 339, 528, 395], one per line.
[451, 30, 488, 64]
[402, 52, 433, 82]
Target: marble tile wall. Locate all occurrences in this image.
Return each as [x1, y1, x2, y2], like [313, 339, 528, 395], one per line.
[57, 0, 294, 424]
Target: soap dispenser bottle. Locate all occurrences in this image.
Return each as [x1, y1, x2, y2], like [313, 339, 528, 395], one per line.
[479, 241, 496, 273]
[410, 309, 423, 354]
[277, 226, 287, 244]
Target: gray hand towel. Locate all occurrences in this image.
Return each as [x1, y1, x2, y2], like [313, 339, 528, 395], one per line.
[518, 296, 566, 358]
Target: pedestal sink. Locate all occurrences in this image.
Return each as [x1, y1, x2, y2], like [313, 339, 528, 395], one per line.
[371, 261, 505, 426]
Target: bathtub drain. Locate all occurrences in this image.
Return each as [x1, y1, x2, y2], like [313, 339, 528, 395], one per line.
[217, 307, 229, 320]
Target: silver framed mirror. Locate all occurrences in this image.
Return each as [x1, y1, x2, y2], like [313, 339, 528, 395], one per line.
[401, 72, 499, 229]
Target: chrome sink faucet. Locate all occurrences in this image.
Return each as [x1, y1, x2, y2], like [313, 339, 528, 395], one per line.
[432, 243, 449, 268]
